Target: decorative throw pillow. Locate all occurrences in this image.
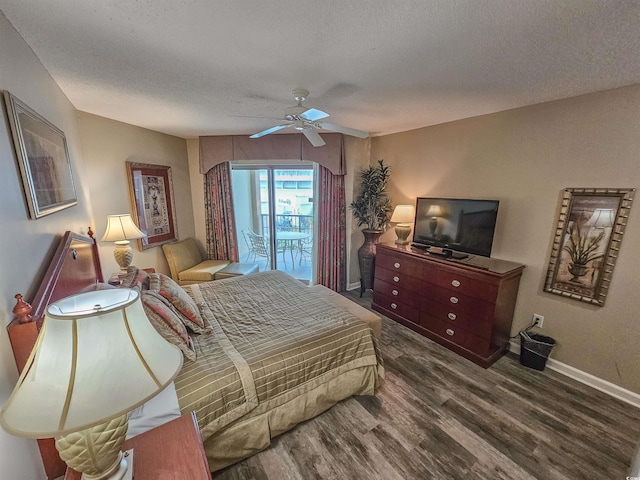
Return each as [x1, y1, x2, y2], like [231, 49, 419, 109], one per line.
[141, 290, 196, 362]
[148, 273, 208, 334]
[120, 266, 151, 291]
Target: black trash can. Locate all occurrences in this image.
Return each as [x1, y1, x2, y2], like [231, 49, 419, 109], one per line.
[519, 331, 556, 371]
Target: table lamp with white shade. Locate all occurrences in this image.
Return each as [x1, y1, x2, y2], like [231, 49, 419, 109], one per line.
[0, 288, 183, 480]
[102, 214, 146, 272]
[390, 204, 416, 245]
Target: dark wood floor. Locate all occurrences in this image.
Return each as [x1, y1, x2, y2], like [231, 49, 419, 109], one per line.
[216, 290, 640, 480]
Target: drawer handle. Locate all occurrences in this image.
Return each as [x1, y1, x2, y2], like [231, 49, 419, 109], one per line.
[446, 328, 455, 336]
[449, 296, 459, 304]
[451, 279, 461, 287]
[394, 262, 401, 269]
[392, 289, 399, 296]
[391, 303, 397, 310]
[393, 276, 400, 283]
[447, 312, 457, 320]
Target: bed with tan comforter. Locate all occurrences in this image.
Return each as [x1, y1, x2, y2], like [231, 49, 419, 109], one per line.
[174, 270, 384, 471]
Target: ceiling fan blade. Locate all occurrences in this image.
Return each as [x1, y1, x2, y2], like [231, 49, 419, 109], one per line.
[250, 124, 290, 138]
[300, 108, 329, 122]
[302, 128, 326, 147]
[316, 122, 369, 138]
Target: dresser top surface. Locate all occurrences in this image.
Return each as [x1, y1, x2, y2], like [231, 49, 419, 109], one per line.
[378, 243, 525, 276]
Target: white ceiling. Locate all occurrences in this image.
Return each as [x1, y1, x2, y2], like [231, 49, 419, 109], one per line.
[1, 0, 639, 139]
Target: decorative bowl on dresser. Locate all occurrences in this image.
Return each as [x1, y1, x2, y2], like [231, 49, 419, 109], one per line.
[372, 243, 525, 368]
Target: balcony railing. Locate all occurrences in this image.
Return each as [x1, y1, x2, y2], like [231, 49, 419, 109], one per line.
[260, 214, 313, 237]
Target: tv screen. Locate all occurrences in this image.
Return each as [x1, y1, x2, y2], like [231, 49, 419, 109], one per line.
[412, 197, 499, 257]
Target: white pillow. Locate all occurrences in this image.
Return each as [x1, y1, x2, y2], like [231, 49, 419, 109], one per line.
[126, 381, 181, 439]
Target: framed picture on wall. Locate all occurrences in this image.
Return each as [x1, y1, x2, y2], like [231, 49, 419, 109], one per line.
[126, 162, 178, 250]
[543, 187, 635, 306]
[4, 91, 77, 219]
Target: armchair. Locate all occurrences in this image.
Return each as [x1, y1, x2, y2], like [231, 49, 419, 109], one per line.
[162, 238, 230, 285]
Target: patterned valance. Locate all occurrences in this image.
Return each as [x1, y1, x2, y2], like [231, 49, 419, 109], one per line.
[199, 133, 345, 175]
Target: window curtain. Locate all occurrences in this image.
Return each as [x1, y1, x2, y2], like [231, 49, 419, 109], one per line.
[316, 165, 346, 291]
[204, 162, 239, 262]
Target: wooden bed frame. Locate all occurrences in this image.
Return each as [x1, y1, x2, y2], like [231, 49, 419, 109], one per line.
[7, 229, 103, 480]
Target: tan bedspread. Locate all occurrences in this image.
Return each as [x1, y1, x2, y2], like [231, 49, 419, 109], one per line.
[174, 270, 383, 443]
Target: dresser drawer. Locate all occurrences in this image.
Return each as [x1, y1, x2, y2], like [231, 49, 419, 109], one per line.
[373, 291, 420, 323]
[424, 284, 494, 321]
[425, 317, 490, 356]
[431, 269, 498, 301]
[375, 266, 424, 293]
[421, 300, 493, 338]
[376, 250, 424, 278]
[374, 278, 422, 308]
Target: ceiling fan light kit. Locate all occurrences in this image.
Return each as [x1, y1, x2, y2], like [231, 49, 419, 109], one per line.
[250, 89, 369, 146]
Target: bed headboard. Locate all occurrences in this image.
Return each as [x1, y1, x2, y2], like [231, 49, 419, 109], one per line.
[7, 229, 103, 480]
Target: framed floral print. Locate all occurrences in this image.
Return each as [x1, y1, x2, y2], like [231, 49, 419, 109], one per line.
[126, 162, 178, 250]
[543, 188, 634, 306]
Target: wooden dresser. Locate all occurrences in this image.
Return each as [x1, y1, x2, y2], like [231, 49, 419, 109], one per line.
[372, 243, 524, 368]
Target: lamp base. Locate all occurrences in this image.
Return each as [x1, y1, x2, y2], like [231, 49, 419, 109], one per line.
[80, 449, 133, 480]
[56, 414, 130, 479]
[394, 224, 412, 245]
[113, 240, 133, 272]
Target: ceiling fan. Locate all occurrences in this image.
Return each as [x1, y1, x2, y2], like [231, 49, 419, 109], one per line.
[250, 89, 369, 147]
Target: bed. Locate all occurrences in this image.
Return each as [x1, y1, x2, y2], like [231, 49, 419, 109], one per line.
[7, 231, 384, 478]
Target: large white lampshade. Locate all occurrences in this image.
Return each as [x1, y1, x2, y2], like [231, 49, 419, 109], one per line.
[102, 214, 146, 272]
[390, 205, 416, 245]
[0, 288, 183, 479]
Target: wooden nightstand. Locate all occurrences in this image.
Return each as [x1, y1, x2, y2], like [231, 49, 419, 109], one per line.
[65, 413, 212, 479]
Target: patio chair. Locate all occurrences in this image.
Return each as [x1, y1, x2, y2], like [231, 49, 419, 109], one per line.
[246, 230, 287, 268]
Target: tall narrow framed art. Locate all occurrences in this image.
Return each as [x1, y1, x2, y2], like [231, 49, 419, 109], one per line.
[126, 162, 178, 250]
[543, 188, 634, 306]
[4, 91, 77, 219]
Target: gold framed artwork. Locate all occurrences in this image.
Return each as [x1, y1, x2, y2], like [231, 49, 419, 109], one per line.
[543, 188, 635, 306]
[126, 162, 178, 250]
[4, 91, 77, 219]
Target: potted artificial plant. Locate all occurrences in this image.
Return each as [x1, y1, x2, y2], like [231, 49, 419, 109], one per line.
[350, 159, 392, 295]
[563, 223, 606, 282]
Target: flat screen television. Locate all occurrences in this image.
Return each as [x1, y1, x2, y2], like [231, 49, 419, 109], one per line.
[412, 197, 499, 258]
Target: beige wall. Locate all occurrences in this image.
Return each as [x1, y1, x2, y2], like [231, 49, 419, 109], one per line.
[0, 12, 93, 477]
[367, 84, 640, 394]
[78, 112, 194, 277]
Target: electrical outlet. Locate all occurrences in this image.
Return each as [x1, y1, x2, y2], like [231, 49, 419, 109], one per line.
[532, 313, 544, 328]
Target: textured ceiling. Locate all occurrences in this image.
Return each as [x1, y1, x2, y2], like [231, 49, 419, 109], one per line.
[1, 0, 639, 139]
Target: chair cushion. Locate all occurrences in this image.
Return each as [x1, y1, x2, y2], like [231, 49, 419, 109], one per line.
[162, 238, 206, 281]
[213, 263, 259, 280]
[177, 260, 230, 284]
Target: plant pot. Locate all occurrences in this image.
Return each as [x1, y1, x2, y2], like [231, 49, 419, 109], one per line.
[568, 262, 588, 282]
[358, 229, 383, 296]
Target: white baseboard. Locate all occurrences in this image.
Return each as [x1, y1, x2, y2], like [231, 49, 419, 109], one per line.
[509, 341, 640, 409]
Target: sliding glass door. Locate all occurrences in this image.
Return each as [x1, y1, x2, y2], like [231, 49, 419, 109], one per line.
[231, 164, 315, 283]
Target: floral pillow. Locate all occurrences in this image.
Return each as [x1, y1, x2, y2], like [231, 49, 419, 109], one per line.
[141, 290, 196, 362]
[148, 273, 208, 334]
[120, 266, 151, 291]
